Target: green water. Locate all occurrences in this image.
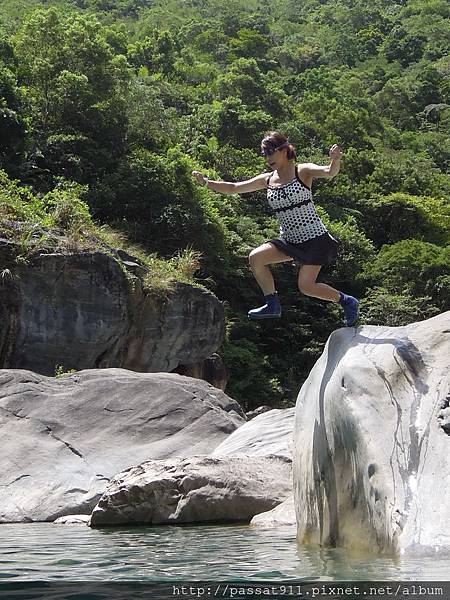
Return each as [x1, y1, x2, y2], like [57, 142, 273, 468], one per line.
[1, 523, 449, 582]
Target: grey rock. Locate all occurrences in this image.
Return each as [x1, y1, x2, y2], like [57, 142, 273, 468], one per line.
[245, 406, 273, 420]
[54, 514, 90, 525]
[0, 369, 245, 523]
[251, 496, 296, 527]
[176, 353, 228, 391]
[213, 408, 295, 458]
[0, 246, 224, 377]
[293, 311, 450, 554]
[125, 281, 224, 373]
[89, 455, 292, 527]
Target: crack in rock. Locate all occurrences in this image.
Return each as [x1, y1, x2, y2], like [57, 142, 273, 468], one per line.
[44, 426, 84, 459]
[1, 407, 86, 461]
[1, 474, 31, 488]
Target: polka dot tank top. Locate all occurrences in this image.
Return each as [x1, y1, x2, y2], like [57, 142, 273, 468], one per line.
[266, 166, 328, 244]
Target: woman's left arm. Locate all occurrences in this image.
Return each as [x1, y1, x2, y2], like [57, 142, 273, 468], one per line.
[300, 144, 344, 179]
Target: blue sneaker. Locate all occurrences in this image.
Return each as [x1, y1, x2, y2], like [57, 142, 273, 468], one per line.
[248, 292, 281, 319]
[339, 294, 359, 327]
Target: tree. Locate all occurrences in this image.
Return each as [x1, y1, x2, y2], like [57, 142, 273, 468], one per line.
[215, 59, 266, 107]
[0, 60, 25, 170]
[128, 30, 178, 75]
[362, 193, 450, 247]
[383, 25, 426, 66]
[89, 147, 229, 269]
[13, 8, 131, 186]
[359, 287, 439, 327]
[228, 28, 270, 60]
[361, 239, 450, 310]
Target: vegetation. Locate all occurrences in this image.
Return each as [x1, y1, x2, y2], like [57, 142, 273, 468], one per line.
[0, 168, 201, 292]
[0, 0, 448, 409]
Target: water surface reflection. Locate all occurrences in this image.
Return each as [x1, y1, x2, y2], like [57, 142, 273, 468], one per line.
[0, 523, 448, 581]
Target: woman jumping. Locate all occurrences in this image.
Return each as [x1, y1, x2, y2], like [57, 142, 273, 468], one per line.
[192, 131, 359, 327]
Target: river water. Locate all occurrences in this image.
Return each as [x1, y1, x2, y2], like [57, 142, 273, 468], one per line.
[1, 522, 449, 585]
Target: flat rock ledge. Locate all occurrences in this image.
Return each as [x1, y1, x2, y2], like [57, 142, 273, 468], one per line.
[293, 311, 450, 554]
[0, 369, 245, 523]
[251, 496, 296, 527]
[213, 408, 295, 458]
[54, 515, 90, 525]
[89, 455, 292, 527]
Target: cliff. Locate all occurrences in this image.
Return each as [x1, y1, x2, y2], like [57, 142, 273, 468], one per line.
[0, 238, 225, 381]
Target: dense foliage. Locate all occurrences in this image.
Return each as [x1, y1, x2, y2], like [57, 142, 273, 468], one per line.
[0, 0, 448, 409]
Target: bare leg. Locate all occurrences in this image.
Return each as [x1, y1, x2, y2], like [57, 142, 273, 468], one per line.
[248, 243, 293, 295]
[297, 264, 340, 302]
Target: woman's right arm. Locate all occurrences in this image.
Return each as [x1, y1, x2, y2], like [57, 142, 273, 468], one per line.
[192, 171, 270, 194]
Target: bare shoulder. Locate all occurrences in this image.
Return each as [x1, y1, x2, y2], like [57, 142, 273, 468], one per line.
[296, 163, 314, 187]
[246, 170, 273, 188]
[258, 171, 273, 182]
[256, 171, 273, 184]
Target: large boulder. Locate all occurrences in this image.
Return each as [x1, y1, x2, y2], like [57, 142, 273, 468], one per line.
[212, 408, 295, 458]
[250, 496, 296, 527]
[210, 408, 295, 528]
[89, 455, 292, 526]
[0, 245, 224, 378]
[293, 312, 450, 554]
[0, 369, 245, 523]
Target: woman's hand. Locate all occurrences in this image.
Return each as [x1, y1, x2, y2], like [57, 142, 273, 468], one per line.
[192, 170, 208, 186]
[329, 144, 343, 160]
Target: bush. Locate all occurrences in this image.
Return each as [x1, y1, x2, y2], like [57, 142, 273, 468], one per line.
[361, 239, 450, 310]
[89, 147, 230, 273]
[362, 193, 450, 247]
[320, 212, 376, 293]
[360, 287, 440, 327]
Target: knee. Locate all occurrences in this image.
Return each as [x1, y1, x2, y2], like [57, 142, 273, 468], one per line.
[298, 281, 314, 296]
[248, 249, 262, 269]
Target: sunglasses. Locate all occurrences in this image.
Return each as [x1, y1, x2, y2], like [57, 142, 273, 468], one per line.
[260, 142, 289, 157]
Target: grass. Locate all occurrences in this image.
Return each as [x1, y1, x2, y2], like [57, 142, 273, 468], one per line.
[0, 169, 202, 293]
[97, 225, 203, 294]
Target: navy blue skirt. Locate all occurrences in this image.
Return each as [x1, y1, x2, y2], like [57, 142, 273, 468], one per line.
[267, 232, 339, 266]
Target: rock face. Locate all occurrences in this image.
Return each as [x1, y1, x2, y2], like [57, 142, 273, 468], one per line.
[176, 353, 228, 391]
[89, 455, 292, 526]
[212, 408, 295, 458]
[250, 496, 296, 527]
[293, 312, 450, 554]
[245, 405, 273, 420]
[0, 369, 245, 523]
[54, 515, 90, 525]
[0, 245, 224, 378]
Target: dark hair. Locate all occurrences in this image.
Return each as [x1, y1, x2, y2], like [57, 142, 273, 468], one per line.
[261, 131, 297, 160]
